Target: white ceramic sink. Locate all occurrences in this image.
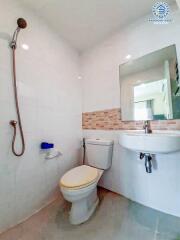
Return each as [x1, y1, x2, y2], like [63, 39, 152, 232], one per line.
[119, 130, 180, 154]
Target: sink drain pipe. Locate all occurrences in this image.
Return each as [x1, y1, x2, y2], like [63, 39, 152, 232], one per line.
[140, 153, 153, 173]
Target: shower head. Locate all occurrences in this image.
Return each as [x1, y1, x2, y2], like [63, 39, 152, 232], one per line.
[10, 18, 27, 49]
[17, 18, 27, 29]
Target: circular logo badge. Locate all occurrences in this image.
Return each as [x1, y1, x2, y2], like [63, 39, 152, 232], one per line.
[152, 2, 169, 19]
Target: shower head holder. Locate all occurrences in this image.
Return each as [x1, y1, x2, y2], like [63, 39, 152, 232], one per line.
[10, 120, 17, 127]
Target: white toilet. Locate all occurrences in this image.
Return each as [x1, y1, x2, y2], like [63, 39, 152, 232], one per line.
[59, 138, 113, 225]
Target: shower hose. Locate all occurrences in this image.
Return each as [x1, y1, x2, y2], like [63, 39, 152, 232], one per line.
[10, 47, 25, 156]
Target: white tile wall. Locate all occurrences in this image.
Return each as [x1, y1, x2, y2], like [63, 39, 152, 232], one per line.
[0, 0, 82, 232]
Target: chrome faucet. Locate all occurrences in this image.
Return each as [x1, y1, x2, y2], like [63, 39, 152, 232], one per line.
[143, 120, 152, 134]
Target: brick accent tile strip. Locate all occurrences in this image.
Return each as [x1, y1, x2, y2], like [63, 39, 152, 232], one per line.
[82, 108, 180, 130]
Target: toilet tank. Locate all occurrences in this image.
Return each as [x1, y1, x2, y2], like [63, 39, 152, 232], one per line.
[85, 138, 113, 170]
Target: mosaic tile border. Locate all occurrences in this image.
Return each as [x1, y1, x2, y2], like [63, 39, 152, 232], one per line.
[82, 108, 180, 130]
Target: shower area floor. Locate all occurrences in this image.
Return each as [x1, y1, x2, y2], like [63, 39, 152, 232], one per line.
[0, 188, 180, 240]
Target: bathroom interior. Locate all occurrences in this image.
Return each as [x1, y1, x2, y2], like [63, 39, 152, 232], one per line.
[1, 0, 180, 239]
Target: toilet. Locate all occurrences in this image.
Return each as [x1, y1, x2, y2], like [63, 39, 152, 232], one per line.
[59, 138, 113, 225]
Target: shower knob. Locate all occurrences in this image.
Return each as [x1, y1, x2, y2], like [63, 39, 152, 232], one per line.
[10, 120, 17, 127]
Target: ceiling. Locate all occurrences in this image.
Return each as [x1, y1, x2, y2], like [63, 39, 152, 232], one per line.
[20, 0, 176, 51]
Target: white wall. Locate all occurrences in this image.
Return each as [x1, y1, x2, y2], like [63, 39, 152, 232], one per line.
[82, 10, 180, 216]
[0, 0, 82, 232]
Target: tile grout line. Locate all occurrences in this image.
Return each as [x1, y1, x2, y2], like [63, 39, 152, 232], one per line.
[153, 216, 160, 240]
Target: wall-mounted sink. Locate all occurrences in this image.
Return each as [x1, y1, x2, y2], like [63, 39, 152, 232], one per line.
[119, 130, 180, 154]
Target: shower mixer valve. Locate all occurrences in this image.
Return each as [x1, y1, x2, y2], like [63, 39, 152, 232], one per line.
[10, 120, 17, 127]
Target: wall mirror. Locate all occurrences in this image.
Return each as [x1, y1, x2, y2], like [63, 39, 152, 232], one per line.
[120, 45, 180, 121]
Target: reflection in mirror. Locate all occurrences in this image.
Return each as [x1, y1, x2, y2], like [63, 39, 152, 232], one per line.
[120, 45, 180, 121]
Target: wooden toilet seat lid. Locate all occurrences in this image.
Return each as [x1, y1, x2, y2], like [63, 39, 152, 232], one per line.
[60, 165, 98, 189]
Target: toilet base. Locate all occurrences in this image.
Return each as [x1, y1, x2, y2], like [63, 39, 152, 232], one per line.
[69, 188, 99, 225]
